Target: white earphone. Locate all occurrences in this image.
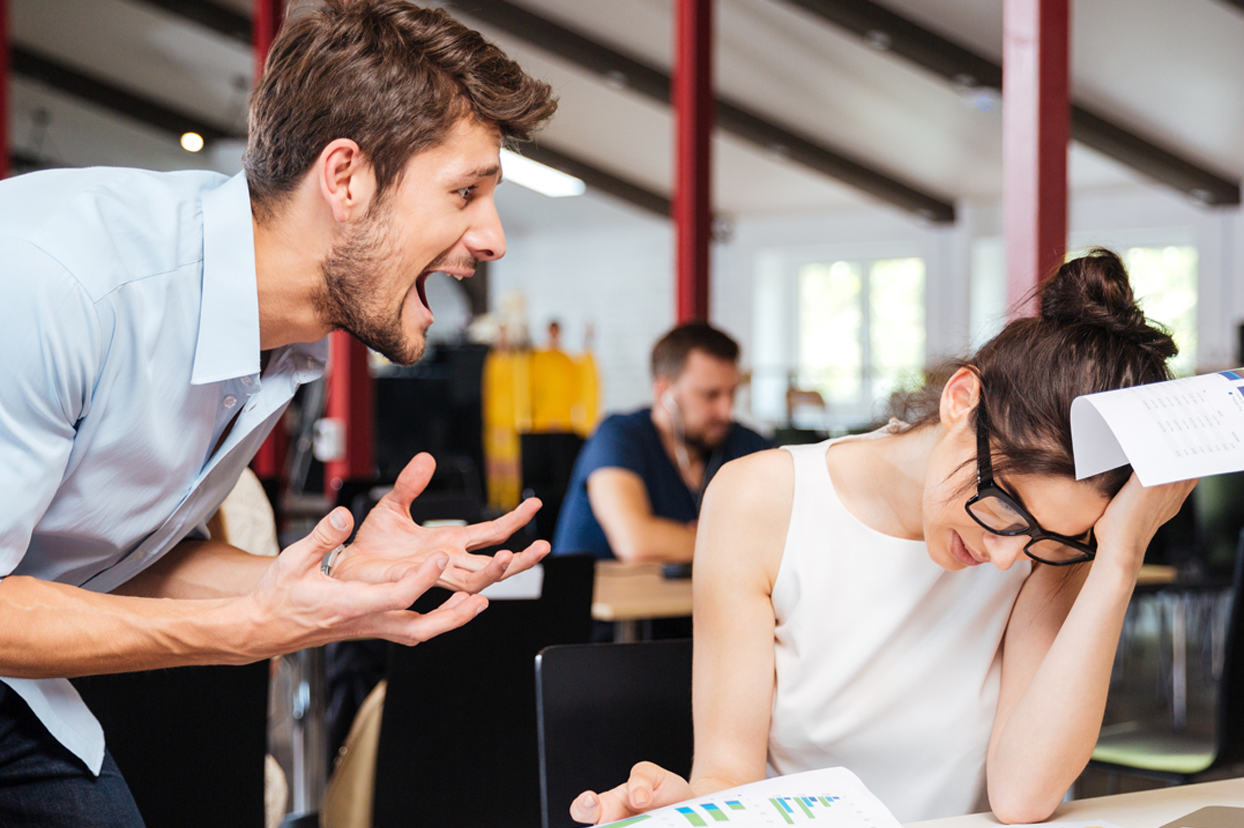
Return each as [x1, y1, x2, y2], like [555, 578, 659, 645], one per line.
[661, 390, 691, 473]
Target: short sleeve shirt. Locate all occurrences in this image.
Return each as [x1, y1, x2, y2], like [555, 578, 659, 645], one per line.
[552, 408, 772, 560]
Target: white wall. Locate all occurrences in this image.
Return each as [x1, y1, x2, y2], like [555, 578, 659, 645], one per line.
[490, 207, 674, 413]
[492, 182, 1244, 425]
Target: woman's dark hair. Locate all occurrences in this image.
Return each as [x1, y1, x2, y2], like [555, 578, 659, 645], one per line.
[895, 248, 1177, 497]
[245, 0, 557, 222]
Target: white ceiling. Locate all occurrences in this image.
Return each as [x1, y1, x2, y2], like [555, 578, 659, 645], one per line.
[9, 0, 1243, 223]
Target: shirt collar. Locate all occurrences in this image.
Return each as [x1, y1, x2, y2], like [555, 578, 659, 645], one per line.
[192, 172, 261, 385]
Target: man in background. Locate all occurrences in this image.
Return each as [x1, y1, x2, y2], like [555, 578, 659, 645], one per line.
[553, 323, 771, 563]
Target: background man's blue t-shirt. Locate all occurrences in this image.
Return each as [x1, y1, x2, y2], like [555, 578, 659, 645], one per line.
[552, 408, 772, 560]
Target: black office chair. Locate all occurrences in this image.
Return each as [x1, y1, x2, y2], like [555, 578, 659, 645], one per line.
[520, 431, 585, 542]
[71, 662, 269, 828]
[1089, 527, 1244, 784]
[370, 553, 596, 828]
[535, 639, 694, 828]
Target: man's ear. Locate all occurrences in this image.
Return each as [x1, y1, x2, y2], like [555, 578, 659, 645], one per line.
[653, 376, 671, 408]
[938, 366, 981, 432]
[317, 138, 376, 224]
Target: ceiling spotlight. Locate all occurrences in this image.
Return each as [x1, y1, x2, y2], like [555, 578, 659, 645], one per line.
[500, 148, 585, 198]
[180, 132, 205, 153]
[864, 30, 891, 50]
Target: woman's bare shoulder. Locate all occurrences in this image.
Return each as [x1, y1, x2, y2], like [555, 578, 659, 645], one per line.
[697, 448, 796, 585]
[709, 448, 794, 514]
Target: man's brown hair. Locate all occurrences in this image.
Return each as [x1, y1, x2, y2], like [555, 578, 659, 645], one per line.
[651, 322, 741, 381]
[244, 0, 557, 220]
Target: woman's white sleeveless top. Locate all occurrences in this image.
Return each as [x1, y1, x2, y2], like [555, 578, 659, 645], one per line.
[767, 435, 1030, 822]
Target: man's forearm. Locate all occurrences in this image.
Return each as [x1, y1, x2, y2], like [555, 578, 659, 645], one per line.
[611, 517, 696, 564]
[113, 539, 274, 599]
[0, 574, 258, 679]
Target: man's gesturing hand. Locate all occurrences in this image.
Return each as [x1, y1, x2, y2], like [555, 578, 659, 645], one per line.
[332, 453, 551, 593]
[244, 506, 487, 654]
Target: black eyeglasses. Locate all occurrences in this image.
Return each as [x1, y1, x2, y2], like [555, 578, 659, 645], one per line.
[964, 403, 1096, 566]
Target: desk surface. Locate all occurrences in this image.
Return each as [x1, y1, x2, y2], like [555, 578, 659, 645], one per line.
[907, 777, 1244, 827]
[589, 563, 1176, 623]
[592, 561, 694, 622]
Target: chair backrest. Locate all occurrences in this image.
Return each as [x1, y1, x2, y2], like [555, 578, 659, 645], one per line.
[1211, 527, 1244, 769]
[535, 639, 694, 828]
[71, 662, 269, 828]
[520, 431, 586, 542]
[371, 553, 596, 828]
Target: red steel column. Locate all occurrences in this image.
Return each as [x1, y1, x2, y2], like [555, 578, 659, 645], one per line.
[323, 330, 374, 494]
[1, 0, 9, 179]
[1003, 0, 1069, 314]
[253, 0, 283, 83]
[673, 0, 714, 323]
[249, 0, 287, 481]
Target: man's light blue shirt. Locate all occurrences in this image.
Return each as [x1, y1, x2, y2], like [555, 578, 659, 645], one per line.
[0, 168, 327, 772]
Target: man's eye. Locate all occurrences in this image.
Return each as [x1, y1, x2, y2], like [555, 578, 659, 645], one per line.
[457, 187, 475, 201]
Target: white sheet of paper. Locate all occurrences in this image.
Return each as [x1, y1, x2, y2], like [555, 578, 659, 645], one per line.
[600, 767, 901, 827]
[1003, 822, 1125, 828]
[478, 563, 544, 600]
[1071, 369, 1244, 486]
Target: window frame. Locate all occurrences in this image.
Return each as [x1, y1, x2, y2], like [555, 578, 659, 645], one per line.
[752, 241, 928, 429]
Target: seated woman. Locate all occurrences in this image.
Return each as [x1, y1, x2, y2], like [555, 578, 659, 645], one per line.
[570, 249, 1196, 825]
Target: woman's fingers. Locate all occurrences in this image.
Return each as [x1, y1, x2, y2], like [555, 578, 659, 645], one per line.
[568, 763, 689, 824]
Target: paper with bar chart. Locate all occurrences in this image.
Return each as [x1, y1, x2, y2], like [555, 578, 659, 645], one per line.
[1071, 369, 1244, 486]
[599, 767, 901, 828]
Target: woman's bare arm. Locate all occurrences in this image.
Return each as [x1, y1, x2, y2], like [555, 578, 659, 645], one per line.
[570, 449, 795, 824]
[985, 475, 1196, 823]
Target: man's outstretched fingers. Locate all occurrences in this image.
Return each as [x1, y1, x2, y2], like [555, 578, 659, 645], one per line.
[386, 453, 437, 510]
[463, 497, 542, 551]
[348, 553, 451, 617]
[287, 507, 353, 573]
[377, 592, 488, 646]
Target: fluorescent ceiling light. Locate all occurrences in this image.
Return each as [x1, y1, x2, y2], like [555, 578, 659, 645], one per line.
[500, 148, 585, 198]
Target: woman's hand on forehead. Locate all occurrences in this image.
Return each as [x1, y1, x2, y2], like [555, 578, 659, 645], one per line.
[1088, 474, 1198, 574]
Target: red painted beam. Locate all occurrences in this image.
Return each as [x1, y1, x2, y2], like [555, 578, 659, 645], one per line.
[1003, 0, 1069, 315]
[250, 0, 286, 481]
[324, 330, 375, 494]
[673, 0, 714, 323]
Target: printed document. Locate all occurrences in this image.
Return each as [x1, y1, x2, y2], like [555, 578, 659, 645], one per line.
[599, 767, 900, 827]
[1071, 369, 1244, 486]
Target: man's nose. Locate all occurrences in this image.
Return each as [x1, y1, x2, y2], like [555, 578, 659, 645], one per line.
[466, 199, 506, 261]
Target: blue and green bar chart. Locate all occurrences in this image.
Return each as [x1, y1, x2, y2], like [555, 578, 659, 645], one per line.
[603, 793, 846, 825]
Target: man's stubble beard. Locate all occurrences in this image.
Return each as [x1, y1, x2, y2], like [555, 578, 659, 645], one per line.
[315, 205, 426, 366]
[682, 423, 729, 459]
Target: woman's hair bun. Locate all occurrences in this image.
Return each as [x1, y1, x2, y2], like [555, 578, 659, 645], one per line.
[1037, 247, 1178, 360]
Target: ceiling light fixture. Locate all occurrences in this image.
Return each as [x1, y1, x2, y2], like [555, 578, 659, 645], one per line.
[180, 132, 205, 153]
[500, 148, 585, 198]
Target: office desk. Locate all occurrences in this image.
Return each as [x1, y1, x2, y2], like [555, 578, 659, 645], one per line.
[592, 561, 694, 641]
[907, 777, 1244, 827]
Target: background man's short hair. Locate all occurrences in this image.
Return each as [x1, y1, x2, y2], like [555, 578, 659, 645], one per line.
[651, 322, 741, 380]
[244, 0, 557, 221]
